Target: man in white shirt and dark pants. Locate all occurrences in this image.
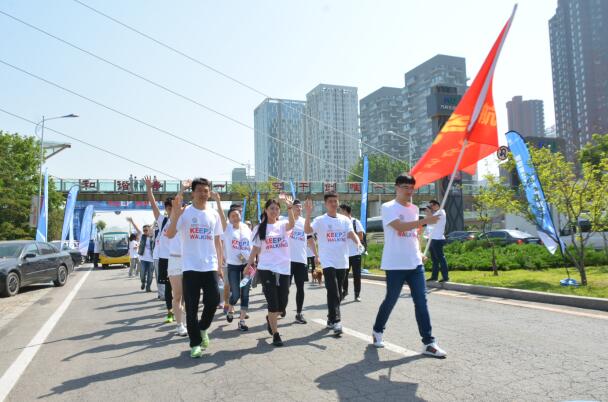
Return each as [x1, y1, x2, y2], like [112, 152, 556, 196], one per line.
[371, 174, 446, 358]
[426, 199, 449, 282]
[339, 204, 365, 302]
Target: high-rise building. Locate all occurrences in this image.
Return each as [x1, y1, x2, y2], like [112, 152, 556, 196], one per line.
[231, 167, 254, 184]
[359, 87, 408, 162]
[506, 96, 545, 137]
[253, 98, 307, 181]
[549, 0, 608, 162]
[305, 84, 359, 182]
[402, 55, 467, 164]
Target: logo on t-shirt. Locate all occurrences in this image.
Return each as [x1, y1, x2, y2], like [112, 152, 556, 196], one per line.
[189, 224, 213, 240]
[231, 239, 249, 250]
[290, 230, 305, 241]
[397, 229, 417, 238]
[264, 236, 288, 250]
[326, 231, 347, 242]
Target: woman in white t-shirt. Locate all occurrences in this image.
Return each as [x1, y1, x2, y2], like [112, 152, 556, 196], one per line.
[127, 217, 141, 278]
[222, 207, 252, 331]
[247, 195, 295, 347]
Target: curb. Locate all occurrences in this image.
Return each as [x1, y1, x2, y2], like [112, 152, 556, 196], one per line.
[360, 273, 608, 312]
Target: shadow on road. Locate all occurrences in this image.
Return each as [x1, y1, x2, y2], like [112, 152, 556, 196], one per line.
[315, 345, 425, 401]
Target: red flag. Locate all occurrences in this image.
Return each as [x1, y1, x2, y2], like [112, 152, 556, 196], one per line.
[410, 6, 516, 188]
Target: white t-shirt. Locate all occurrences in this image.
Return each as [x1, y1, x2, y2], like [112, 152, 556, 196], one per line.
[306, 241, 316, 258]
[253, 220, 290, 275]
[152, 234, 160, 260]
[93, 238, 100, 253]
[311, 213, 353, 269]
[176, 205, 223, 272]
[140, 236, 154, 262]
[346, 217, 365, 257]
[288, 216, 308, 264]
[128, 240, 139, 259]
[169, 235, 181, 257]
[429, 209, 447, 240]
[223, 223, 252, 266]
[156, 215, 171, 259]
[381, 200, 423, 270]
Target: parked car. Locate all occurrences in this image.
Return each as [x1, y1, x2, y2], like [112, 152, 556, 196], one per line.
[446, 231, 479, 243]
[50, 241, 83, 267]
[478, 230, 542, 245]
[0, 240, 74, 297]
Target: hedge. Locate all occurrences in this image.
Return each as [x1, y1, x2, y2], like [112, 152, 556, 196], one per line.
[362, 241, 608, 271]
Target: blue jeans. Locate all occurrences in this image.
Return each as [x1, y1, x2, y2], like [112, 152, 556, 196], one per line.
[140, 260, 154, 290]
[227, 264, 250, 309]
[429, 239, 449, 280]
[373, 266, 435, 345]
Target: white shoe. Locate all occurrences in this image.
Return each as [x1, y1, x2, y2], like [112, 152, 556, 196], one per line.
[177, 323, 188, 337]
[372, 330, 384, 348]
[333, 322, 343, 335]
[422, 342, 447, 358]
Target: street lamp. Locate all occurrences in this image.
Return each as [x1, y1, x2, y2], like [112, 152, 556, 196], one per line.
[35, 114, 79, 210]
[386, 130, 413, 170]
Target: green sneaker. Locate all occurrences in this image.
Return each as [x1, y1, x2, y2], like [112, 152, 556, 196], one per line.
[190, 345, 203, 358]
[200, 330, 210, 349]
[164, 313, 174, 324]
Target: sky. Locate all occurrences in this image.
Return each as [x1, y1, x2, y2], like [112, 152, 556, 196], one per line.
[0, 0, 558, 182]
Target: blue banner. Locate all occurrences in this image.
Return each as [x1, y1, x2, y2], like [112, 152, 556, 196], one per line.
[241, 197, 247, 223]
[257, 192, 261, 222]
[360, 155, 369, 232]
[61, 186, 79, 242]
[78, 205, 94, 255]
[35, 169, 49, 242]
[506, 131, 563, 254]
[289, 179, 296, 200]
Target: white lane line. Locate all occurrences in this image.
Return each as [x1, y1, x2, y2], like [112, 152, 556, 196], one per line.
[310, 318, 419, 357]
[361, 279, 608, 320]
[0, 268, 92, 402]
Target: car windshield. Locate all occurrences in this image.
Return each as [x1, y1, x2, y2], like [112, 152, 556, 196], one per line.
[103, 233, 129, 251]
[505, 230, 533, 238]
[0, 243, 24, 258]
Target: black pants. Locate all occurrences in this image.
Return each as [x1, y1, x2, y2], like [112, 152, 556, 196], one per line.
[93, 253, 99, 268]
[343, 255, 362, 297]
[307, 256, 316, 272]
[259, 270, 290, 313]
[182, 270, 220, 347]
[290, 262, 308, 313]
[158, 258, 172, 310]
[323, 267, 346, 323]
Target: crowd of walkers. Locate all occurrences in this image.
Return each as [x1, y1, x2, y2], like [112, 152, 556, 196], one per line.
[121, 174, 447, 359]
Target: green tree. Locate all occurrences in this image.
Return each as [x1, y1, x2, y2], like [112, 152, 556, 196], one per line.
[579, 133, 608, 167]
[95, 220, 107, 232]
[0, 131, 63, 240]
[230, 180, 280, 224]
[501, 146, 608, 286]
[473, 174, 522, 275]
[348, 154, 409, 183]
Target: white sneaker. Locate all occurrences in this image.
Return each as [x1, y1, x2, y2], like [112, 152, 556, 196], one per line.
[177, 323, 188, 337]
[372, 330, 385, 348]
[422, 342, 447, 358]
[333, 322, 343, 335]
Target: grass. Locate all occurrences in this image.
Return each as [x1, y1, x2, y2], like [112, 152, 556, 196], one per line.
[364, 266, 608, 299]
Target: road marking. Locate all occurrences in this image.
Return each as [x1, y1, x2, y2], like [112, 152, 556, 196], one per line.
[310, 318, 419, 357]
[361, 279, 608, 321]
[0, 268, 92, 402]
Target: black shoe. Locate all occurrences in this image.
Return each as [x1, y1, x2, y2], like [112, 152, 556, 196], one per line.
[238, 320, 249, 331]
[426, 278, 438, 282]
[295, 313, 307, 324]
[141, 283, 145, 290]
[272, 333, 283, 347]
[226, 312, 234, 323]
[439, 278, 449, 283]
[265, 315, 272, 335]
[146, 287, 151, 292]
[280, 310, 286, 318]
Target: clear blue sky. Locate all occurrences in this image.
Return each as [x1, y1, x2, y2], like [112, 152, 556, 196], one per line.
[0, 0, 557, 182]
